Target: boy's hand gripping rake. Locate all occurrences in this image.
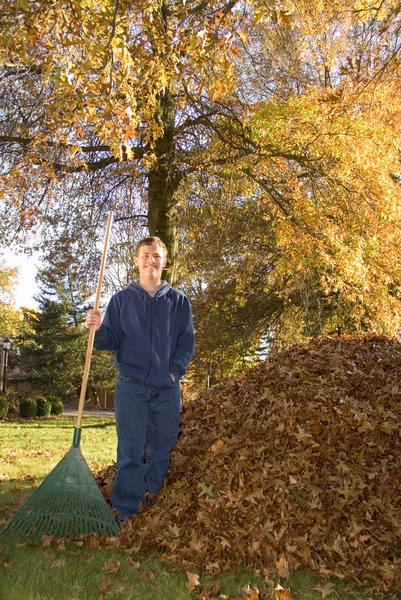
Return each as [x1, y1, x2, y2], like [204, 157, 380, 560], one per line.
[0, 211, 119, 537]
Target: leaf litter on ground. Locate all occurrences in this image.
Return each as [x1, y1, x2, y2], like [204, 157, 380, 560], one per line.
[96, 334, 401, 593]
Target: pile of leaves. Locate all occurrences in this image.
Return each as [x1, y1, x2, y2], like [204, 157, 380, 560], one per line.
[98, 335, 401, 592]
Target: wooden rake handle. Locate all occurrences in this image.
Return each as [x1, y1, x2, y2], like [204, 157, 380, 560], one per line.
[76, 210, 113, 429]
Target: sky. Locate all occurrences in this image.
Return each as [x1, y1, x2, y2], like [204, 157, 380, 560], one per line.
[1, 248, 39, 309]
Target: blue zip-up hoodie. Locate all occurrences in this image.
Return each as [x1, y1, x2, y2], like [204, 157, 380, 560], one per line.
[94, 281, 195, 389]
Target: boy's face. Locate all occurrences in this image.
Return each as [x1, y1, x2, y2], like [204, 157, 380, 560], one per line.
[134, 244, 167, 280]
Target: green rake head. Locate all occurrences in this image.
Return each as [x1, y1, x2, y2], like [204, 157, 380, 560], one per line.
[0, 430, 119, 538]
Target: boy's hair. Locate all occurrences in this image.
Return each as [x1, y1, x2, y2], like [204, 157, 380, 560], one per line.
[135, 237, 167, 257]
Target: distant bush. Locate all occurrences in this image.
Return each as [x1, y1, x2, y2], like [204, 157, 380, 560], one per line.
[19, 397, 37, 418]
[5, 390, 18, 417]
[48, 396, 63, 416]
[35, 396, 51, 417]
[0, 396, 8, 419]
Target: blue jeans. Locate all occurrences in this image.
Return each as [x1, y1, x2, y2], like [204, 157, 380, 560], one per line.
[111, 375, 181, 521]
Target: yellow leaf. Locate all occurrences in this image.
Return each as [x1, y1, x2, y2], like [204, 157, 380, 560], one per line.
[237, 30, 249, 43]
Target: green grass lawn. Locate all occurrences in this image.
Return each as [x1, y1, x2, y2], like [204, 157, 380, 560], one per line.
[0, 415, 395, 600]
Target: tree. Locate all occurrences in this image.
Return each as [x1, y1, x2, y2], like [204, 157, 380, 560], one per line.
[2, 1, 401, 385]
[0, 261, 21, 336]
[177, 0, 401, 379]
[0, 0, 255, 283]
[18, 260, 116, 400]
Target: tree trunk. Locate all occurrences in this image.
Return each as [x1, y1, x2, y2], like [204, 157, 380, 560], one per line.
[147, 84, 182, 285]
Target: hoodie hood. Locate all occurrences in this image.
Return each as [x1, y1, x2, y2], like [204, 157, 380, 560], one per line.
[127, 280, 172, 297]
[127, 280, 172, 325]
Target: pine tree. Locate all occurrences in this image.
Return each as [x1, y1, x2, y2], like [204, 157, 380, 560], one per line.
[18, 262, 116, 401]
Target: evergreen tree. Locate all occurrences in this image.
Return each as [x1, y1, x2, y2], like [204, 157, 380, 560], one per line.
[18, 261, 116, 401]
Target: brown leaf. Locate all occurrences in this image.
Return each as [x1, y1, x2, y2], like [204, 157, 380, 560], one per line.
[127, 557, 141, 569]
[98, 582, 111, 593]
[40, 534, 54, 547]
[0, 556, 12, 568]
[88, 536, 102, 550]
[276, 556, 289, 578]
[106, 335, 401, 594]
[138, 570, 156, 580]
[102, 558, 121, 574]
[312, 582, 335, 599]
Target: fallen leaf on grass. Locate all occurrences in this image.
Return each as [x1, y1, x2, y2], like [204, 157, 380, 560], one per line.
[88, 535, 102, 550]
[14, 496, 27, 508]
[0, 556, 12, 568]
[53, 559, 66, 569]
[138, 570, 156, 580]
[102, 558, 121, 574]
[312, 581, 335, 598]
[113, 585, 126, 596]
[41, 534, 54, 547]
[197, 581, 221, 599]
[127, 557, 141, 569]
[186, 571, 201, 592]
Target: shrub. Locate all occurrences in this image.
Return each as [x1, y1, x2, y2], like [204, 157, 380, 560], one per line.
[19, 397, 37, 418]
[5, 389, 18, 417]
[0, 396, 8, 419]
[35, 396, 52, 417]
[48, 396, 63, 416]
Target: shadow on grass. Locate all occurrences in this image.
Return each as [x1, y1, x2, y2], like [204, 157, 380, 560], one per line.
[1, 417, 115, 431]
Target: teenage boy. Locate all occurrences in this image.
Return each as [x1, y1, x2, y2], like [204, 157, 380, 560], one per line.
[85, 237, 195, 521]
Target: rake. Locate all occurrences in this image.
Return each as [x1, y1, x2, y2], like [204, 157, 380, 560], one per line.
[0, 211, 119, 538]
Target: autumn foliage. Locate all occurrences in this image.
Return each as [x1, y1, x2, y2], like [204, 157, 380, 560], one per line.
[2, 1, 401, 372]
[99, 334, 401, 592]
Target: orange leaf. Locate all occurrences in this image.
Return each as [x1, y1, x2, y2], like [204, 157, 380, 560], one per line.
[242, 583, 260, 599]
[275, 584, 294, 600]
[211, 439, 225, 452]
[237, 30, 249, 43]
